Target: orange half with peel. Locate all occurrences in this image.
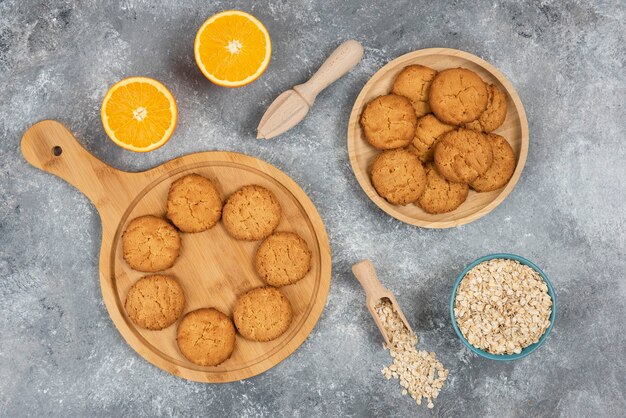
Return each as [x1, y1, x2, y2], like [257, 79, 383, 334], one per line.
[101, 77, 178, 152]
[194, 10, 271, 87]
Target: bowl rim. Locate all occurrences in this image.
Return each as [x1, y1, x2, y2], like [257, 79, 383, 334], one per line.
[449, 253, 556, 361]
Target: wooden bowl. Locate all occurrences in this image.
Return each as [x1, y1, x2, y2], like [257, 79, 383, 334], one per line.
[347, 48, 529, 228]
[21, 121, 332, 383]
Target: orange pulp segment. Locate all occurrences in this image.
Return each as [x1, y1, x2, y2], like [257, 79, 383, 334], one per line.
[101, 77, 178, 152]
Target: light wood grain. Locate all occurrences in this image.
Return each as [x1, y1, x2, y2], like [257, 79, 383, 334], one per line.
[293, 40, 364, 105]
[21, 120, 332, 383]
[352, 260, 414, 345]
[347, 48, 529, 228]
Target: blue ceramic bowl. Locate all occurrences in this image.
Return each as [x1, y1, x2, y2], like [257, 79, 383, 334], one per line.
[450, 253, 556, 360]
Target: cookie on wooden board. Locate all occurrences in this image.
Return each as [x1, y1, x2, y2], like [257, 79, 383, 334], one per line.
[176, 308, 236, 367]
[417, 163, 469, 214]
[429, 68, 488, 125]
[166, 173, 222, 233]
[408, 114, 456, 163]
[255, 232, 311, 287]
[470, 133, 516, 192]
[434, 129, 493, 183]
[233, 286, 293, 342]
[122, 215, 181, 272]
[464, 84, 508, 132]
[125, 274, 185, 330]
[222, 185, 281, 241]
[360, 94, 417, 150]
[370, 149, 427, 205]
[391, 64, 438, 118]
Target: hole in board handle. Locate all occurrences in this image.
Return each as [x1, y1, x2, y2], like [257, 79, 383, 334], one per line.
[52, 146, 63, 156]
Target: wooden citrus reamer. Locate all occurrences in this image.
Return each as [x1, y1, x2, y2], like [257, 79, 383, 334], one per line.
[352, 259, 415, 345]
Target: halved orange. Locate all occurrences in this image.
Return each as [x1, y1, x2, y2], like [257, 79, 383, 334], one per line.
[101, 77, 178, 152]
[194, 10, 271, 87]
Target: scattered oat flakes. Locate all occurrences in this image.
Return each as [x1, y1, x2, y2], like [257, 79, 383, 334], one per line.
[454, 258, 552, 355]
[376, 299, 448, 409]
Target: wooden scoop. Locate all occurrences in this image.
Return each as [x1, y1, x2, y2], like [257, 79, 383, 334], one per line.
[352, 260, 415, 345]
[257, 39, 364, 139]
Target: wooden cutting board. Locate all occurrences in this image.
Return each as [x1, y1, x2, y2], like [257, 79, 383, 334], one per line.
[21, 120, 332, 383]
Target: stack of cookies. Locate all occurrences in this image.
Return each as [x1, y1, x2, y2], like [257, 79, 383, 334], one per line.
[120, 173, 312, 367]
[360, 65, 516, 214]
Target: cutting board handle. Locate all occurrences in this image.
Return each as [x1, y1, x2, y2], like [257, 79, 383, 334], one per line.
[293, 39, 364, 106]
[21, 120, 132, 212]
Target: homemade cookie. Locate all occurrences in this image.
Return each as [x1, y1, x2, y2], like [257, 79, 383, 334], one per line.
[464, 84, 508, 132]
[166, 174, 222, 233]
[470, 134, 516, 192]
[360, 94, 417, 149]
[255, 232, 311, 287]
[122, 215, 181, 272]
[434, 129, 494, 183]
[233, 286, 293, 342]
[391, 65, 438, 118]
[176, 308, 236, 367]
[429, 68, 489, 125]
[408, 114, 456, 162]
[417, 163, 469, 214]
[222, 185, 281, 241]
[370, 149, 427, 205]
[125, 275, 185, 330]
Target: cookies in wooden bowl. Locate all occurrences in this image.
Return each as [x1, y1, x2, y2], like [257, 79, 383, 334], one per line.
[348, 48, 528, 228]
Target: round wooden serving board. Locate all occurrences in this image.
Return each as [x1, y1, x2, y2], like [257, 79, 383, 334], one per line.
[347, 48, 529, 228]
[21, 120, 332, 383]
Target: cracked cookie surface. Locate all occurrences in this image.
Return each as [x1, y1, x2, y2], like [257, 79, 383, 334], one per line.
[124, 274, 185, 330]
[434, 129, 494, 183]
[234, 286, 293, 342]
[470, 133, 516, 192]
[122, 215, 181, 272]
[464, 84, 508, 132]
[429, 68, 488, 125]
[255, 232, 311, 287]
[408, 114, 456, 163]
[417, 163, 469, 214]
[370, 148, 427, 205]
[391, 64, 438, 118]
[176, 308, 236, 366]
[222, 185, 281, 241]
[360, 94, 417, 149]
[166, 174, 222, 233]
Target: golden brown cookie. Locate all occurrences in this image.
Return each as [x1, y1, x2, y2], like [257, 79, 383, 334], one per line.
[434, 129, 494, 183]
[370, 149, 427, 205]
[470, 134, 516, 192]
[408, 114, 456, 162]
[391, 65, 438, 117]
[255, 232, 312, 287]
[122, 215, 181, 272]
[417, 163, 469, 214]
[233, 286, 293, 342]
[176, 308, 236, 367]
[222, 185, 281, 241]
[429, 68, 489, 125]
[464, 84, 508, 132]
[124, 275, 185, 330]
[360, 94, 417, 149]
[166, 174, 222, 233]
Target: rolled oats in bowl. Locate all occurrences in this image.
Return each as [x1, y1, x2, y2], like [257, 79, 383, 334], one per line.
[452, 256, 555, 358]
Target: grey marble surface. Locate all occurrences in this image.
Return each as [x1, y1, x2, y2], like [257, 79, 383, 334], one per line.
[1, 0, 625, 416]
